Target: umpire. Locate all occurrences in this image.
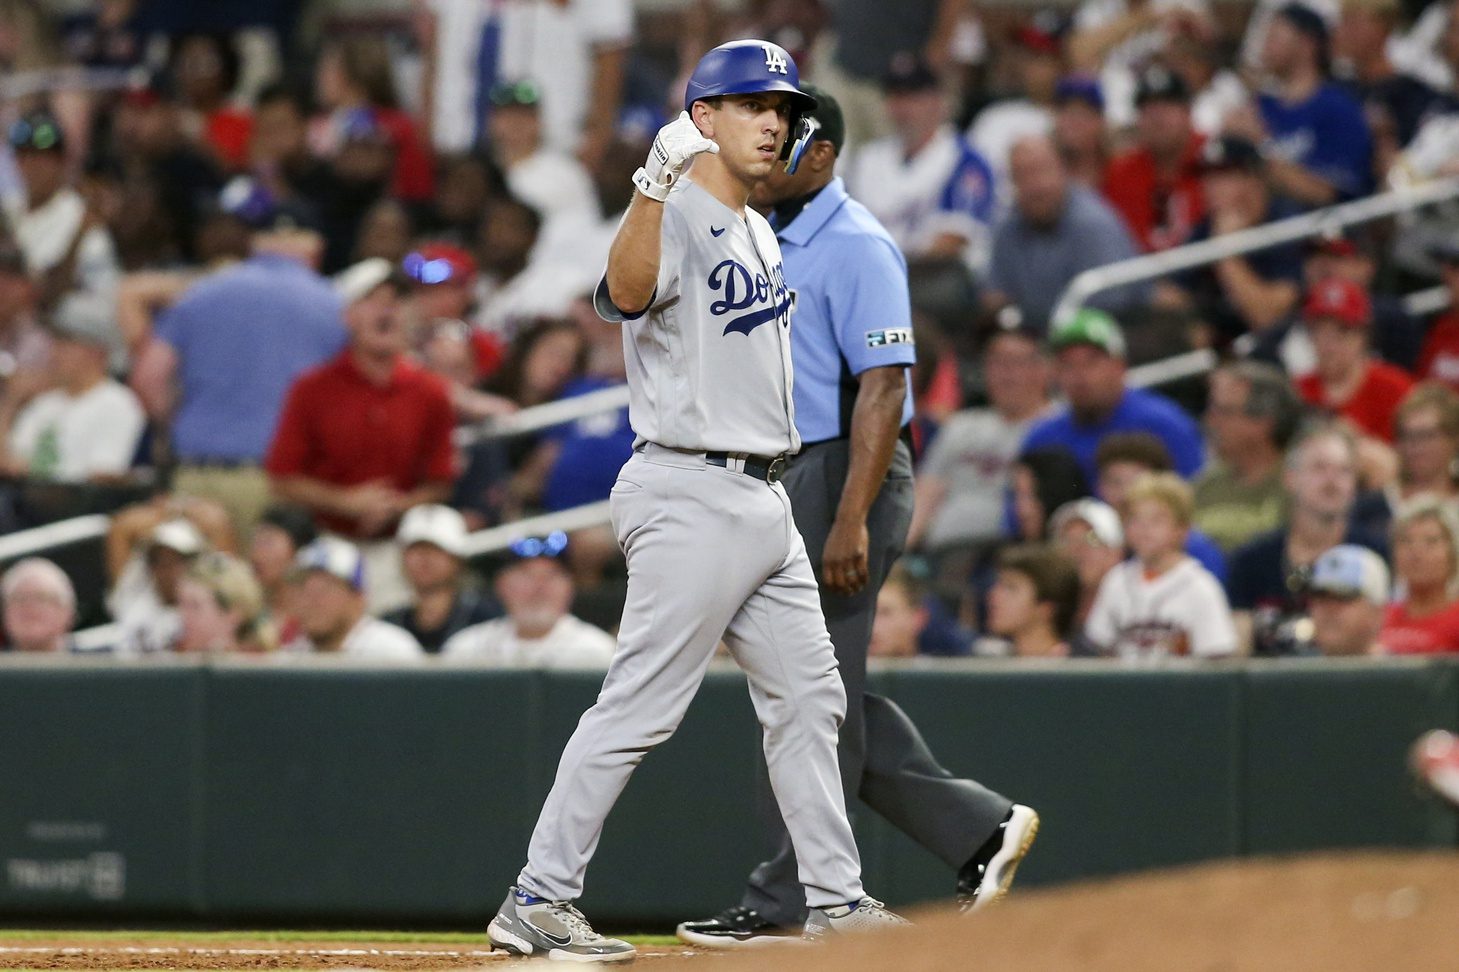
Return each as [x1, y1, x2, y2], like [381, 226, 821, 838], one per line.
[677, 85, 1039, 947]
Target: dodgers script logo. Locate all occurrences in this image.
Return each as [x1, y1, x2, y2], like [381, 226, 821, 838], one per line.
[709, 259, 791, 336]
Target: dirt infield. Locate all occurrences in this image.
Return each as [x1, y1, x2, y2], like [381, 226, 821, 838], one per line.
[660, 850, 1459, 972]
[2, 851, 1454, 970]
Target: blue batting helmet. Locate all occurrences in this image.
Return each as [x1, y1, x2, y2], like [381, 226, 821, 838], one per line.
[683, 40, 817, 114]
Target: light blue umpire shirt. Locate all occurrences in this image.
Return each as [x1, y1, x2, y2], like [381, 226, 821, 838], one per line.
[772, 177, 915, 446]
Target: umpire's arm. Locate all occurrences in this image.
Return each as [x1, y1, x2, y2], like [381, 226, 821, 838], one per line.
[822, 365, 907, 596]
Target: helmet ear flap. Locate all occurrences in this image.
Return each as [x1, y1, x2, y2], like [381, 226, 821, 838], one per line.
[781, 115, 820, 174]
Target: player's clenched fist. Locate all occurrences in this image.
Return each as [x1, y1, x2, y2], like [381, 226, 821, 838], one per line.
[633, 111, 719, 202]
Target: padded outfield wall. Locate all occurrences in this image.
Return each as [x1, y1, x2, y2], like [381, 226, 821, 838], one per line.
[0, 657, 1454, 926]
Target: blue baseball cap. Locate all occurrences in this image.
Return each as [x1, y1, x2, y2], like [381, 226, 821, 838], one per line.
[1055, 75, 1104, 111]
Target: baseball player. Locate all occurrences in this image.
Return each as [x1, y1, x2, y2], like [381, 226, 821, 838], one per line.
[486, 41, 906, 964]
[676, 85, 1039, 950]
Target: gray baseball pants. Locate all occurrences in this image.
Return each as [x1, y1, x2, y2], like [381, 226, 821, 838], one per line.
[741, 438, 1013, 926]
[517, 444, 865, 909]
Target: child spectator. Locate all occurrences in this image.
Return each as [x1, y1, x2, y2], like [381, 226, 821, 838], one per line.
[1380, 498, 1459, 654]
[1085, 472, 1237, 658]
[984, 544, 1081, 658]
[870, 561, 972, 659]
[1095, 432, 1227, 581]
[1303, 544, 1390, 656]
[174, 552, 273, 654]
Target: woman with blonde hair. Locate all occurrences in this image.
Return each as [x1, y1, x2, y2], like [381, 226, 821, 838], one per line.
[1380, 498, 1459, 655]
[174, 552, 274, 654]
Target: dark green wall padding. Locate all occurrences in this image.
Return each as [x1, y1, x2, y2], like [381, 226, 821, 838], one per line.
[0, 660, 1454, 926]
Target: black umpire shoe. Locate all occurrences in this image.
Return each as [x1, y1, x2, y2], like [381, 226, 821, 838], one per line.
[675, 905, 798, 949]
[956, 804, 1040, 913]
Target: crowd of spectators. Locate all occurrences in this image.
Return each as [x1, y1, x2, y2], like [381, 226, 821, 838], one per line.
[0, 0, 1458, 666]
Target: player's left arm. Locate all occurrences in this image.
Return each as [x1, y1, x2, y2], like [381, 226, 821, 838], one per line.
[823, 364, 909, 596]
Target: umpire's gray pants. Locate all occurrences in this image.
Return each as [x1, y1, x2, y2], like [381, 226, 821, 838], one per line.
[518, 445, 865, 909]
[741, 438, 1013, 926]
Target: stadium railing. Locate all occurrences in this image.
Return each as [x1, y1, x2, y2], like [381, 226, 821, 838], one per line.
[4, 179, 1457, 604]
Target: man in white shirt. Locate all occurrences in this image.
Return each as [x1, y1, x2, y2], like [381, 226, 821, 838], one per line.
[111, 518, 204, 654]
[291, 537, 422, 659]
[443, 530, 613, 668]
[3, 293, 142, 483]
[848, 55, 998, 273]
[4, 111, 118, 304]
[426, 0, 634, 166]
[486, 80, 601, 237]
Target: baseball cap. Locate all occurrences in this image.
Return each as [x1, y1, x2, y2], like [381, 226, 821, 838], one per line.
[149, 519, 205, 557]
[1306, 544, 1388, 604]
[295, 537, 366, 592]
[489, 79, 541, 108]
[1048, 308, 1127, 358]
[8, 111, 64, 153]
[1055, 75, 1104, 111]
[1306, 227, 1367, 259]
[1013, 12, 1066, 55]
[882, 52, 940, 94]
[334, 257, 407, 306]
[339, 106, 389, 145]
[403, 244, 478, 286]
[1134, 65, 1190, 106]
[1198, 135, 1264, 174]
[797, 82, 846, 154]
[1302, 278, 1372, 328]
[1050, 499, 1125, 549]
[396, 504, 469, 558]
[506, 530, 569, 563]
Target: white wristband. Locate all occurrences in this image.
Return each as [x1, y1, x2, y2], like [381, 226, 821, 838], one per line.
[633, 167, 671, 202]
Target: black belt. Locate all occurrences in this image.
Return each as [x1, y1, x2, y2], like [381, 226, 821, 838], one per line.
[706, 451, 788, 484]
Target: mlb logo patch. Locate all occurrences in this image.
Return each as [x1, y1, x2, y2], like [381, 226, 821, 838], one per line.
[866, 328, 914, 347]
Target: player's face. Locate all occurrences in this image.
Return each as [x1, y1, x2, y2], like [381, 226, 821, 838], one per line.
[702, 93, 790, 182]
[1394, 515, 1457, 593]
[751, 139, 831, 209]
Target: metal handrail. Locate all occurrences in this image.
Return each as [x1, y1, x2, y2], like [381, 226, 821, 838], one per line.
[0, 514, 111, 563]
[1050, 177, 1459, 325]
[453, 384, 630, 447]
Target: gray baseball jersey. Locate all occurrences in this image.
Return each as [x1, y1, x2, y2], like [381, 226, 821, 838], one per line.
[594, 178, 800, 457]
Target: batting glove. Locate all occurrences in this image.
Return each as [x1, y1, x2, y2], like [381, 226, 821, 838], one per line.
[634, 111, 719, 202]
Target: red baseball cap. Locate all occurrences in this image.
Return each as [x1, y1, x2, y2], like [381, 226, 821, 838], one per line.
[403, 244, 478, 286]
[1301, 278, 1371, 328]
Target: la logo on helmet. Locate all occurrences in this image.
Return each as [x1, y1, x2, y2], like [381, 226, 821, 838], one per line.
[763, 44, 788, 74]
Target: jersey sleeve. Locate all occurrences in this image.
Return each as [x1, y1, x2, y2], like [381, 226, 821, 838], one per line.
[825, 233, 917, 375]
[593, 201, 686, 322]
[1187, 570, 1238, 656]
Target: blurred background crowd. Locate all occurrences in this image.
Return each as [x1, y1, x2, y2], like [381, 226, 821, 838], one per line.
[1, 0, 1459, 665]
